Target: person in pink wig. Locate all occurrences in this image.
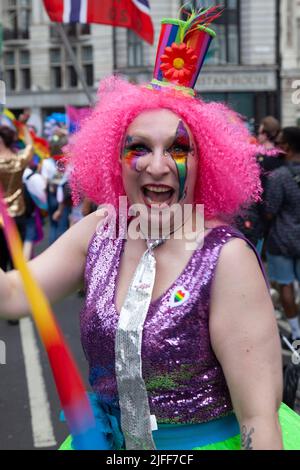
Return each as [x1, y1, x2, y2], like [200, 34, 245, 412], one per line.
[0, 7, 299, 450]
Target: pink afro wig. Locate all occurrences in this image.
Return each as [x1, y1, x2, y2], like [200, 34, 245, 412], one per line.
[65, 76, 262, 220]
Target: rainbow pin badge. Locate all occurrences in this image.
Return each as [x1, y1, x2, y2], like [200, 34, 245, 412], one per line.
[170, 286, 190, 307]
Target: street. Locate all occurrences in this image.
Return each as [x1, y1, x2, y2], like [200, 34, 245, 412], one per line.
[0, 291, 88, 450]
[0, 223, 89, 451]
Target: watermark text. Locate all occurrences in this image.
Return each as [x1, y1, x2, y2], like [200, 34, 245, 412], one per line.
[291, 80, 300, 105]
[94, 197, 205, 251]
[0, 340, 6, 365]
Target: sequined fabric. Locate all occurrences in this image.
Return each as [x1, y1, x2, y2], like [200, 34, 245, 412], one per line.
[81, 225, 243, 424]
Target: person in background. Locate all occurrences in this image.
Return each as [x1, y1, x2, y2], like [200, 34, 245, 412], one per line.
[41, 136, 71, 244]
[22, 162, 47, 260]
[69, 198, 97, 226]
[265, 127, 300, 343]
[0, 124, 33, 325]
[235, 116, 283, 252]
[0, 124, 33, 269]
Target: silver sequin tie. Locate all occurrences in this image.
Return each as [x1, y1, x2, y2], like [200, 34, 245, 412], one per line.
[115, 239, 164, 450]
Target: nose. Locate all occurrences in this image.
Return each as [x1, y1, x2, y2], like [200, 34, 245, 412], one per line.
[142, 148, 171, 179]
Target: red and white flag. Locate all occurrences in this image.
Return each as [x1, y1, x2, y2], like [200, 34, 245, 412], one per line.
[43, 0, 154, 44]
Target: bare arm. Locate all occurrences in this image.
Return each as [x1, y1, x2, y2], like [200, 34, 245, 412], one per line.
[0, 211, 102, 320]
[19, 125, 34, 168]
[210, 239, 283, 450]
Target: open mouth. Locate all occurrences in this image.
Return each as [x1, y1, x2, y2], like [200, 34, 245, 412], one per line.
[142, 184, 175, 206]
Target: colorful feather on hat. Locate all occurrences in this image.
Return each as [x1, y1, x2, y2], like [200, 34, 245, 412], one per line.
[183, 5, 224, 41]
[152, 4, 224, 91]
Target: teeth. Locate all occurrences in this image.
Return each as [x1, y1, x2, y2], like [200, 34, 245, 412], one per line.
[145, 197, 167, 206]
[144, 185, 172, 193]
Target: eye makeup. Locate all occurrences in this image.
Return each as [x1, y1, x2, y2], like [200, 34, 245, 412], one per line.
[123, 121, 192, 202]
[123, 136, 150, 171]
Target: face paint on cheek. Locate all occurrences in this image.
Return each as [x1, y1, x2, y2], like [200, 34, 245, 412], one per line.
[172, 153, 187, 201]
[123, 136, 148, 172]
[170, 121, 191, 201]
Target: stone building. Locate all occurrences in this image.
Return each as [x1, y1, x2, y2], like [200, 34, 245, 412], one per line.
[0, 0, 297, 131]
[280, 0, 300, 126]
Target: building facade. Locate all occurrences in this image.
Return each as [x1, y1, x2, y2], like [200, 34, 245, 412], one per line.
[280, 0, 300, 126]
[0, 0, 294, 132]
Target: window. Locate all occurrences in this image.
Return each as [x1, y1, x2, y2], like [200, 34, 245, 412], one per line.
[50, 23, 91, 40]
[3, 48, 31, 91]
[50, 45, 94, 89]
[181, 0, 240, 65]
[82, 46, 94, 86]
[127, 30, 144, 67]
[3, 0, 31, 40]
[50, 48, 62, 89]
[297, 19, 300, 66]
[19, 49, 30, 89]
[66, 46, 79, 88]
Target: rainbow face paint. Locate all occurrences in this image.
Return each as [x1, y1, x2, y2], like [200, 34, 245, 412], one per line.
[167, 121, 191, 201]
[123, 121, 192, 202]
[123, 136, 150, 171]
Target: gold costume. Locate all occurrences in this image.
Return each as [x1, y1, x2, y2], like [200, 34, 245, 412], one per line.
[0, 145, 34, 217]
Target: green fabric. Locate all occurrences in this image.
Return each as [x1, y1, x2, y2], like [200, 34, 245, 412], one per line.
[193, 403, 300, 450]
[193, 434, 241, 450]
[59, 434, 73, 451]
[279, 402, 300, 450]
[59, 402, 300, 451]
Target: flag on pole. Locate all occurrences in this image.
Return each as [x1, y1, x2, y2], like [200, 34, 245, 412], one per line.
[66, 105, 92, 134]
[43, 0, 154, 44]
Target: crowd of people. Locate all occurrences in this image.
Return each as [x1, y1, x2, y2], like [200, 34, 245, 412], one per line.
[236, 117, 300, 346]
[0, 111, 89, 322]
[0, 110, 95, 260]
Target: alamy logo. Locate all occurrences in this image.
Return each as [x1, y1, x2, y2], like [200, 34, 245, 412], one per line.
[94, 197, 205, 251]
[291, 80, 300, 105]
[0, 340, 6, 365]
[292, 340, 300, 365]
[0, 80, 6, 107]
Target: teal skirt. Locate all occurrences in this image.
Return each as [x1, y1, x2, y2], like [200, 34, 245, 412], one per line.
[59, 401, 300, 450]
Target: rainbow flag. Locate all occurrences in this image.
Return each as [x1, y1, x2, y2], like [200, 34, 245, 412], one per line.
[1, 110, 50, 164]
[31, 135, 50, 164]
[0, 188, 102, 449]
[0, 108, 17, 130]
[66, 105, 91, 134]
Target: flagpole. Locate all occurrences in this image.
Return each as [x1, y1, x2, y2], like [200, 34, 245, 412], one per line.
[55, 23, 95, 106]
[112, 26, 117, 72]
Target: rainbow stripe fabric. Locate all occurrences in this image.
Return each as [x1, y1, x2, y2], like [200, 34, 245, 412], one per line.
[0, 190, 102, 449]
[152, 7, 222, 90]
[1, 109, 50, 164]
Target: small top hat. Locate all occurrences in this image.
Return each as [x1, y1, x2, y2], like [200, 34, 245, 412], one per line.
[150, 6, 223, 96]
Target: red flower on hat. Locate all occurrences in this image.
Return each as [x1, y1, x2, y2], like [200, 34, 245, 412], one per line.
[160, 43, 197, 86]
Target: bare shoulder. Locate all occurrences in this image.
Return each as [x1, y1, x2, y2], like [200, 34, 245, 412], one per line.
[213, 237, 265, 289]
[210, 236, 274, 338]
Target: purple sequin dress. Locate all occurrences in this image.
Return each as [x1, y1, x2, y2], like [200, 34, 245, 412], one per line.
[80, 225, 245, 425]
